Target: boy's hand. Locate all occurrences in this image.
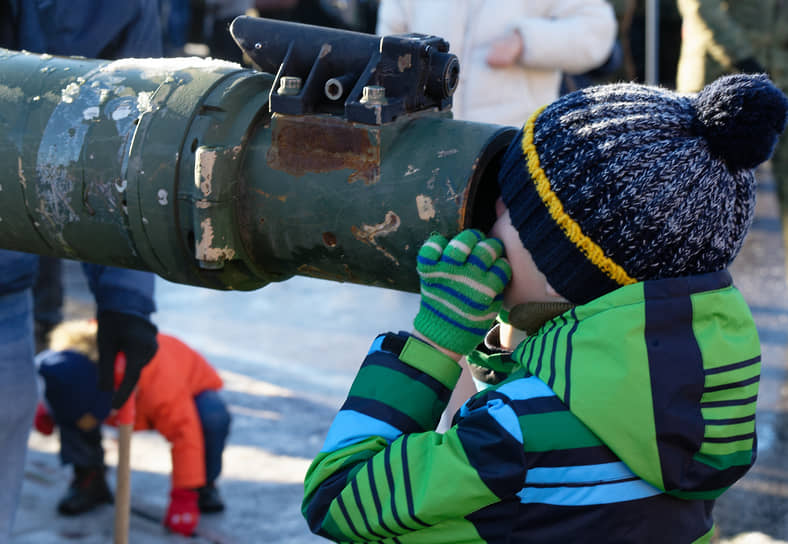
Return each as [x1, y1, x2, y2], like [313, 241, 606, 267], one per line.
[413, 229, 511, 356]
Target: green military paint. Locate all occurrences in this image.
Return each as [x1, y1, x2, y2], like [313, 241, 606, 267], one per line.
[0, 48, 515, 293]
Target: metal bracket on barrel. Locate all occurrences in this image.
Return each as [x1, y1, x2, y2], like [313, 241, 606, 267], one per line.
[230, 15, 460, 125]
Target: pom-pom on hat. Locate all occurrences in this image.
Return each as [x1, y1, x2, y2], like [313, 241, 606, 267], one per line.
[497, 74, 788, 305]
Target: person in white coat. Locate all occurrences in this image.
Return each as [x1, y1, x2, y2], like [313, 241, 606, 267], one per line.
[377, 0, 618, 128]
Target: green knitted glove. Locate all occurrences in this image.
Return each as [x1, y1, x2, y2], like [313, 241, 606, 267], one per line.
[413, 229, 512, 355]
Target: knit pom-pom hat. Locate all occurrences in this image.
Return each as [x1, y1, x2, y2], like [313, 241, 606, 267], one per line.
[497, 74, 788, 305]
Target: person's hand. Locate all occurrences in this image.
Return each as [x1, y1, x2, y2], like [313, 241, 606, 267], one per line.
[486, 29, 524, 68]
[413, 229, 511, 356]
[33, 402, 55, 435]
[96, 311, 158, 410]
[164, 488, 200, 536]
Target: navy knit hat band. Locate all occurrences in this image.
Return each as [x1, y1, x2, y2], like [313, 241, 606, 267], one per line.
[499, 107, 634, 305]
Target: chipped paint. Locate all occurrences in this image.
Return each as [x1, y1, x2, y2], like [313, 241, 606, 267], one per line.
[17, 158, 25, 189]
[351, 211, 401, 265]
[426, 168, 439, 190]
[61, 82, 80, 104]
[34, 159, 80, 236]
[196, 148, 217, 197]
[112, 103, 133, 120]
[445, 177, 459, 204]
[197, 217, 236, 262]
[0, 85, 24, 103]
[397, 53, 412, 72]
[158, 189, 169, 205]
[82, 106, 99, 120]
[366, 102, 383, 125]
[437, 149, 458, 158]
[36, 61, 147, 244]
[404, 165, 420, 176]
[416, 194, 435, 221]
[253, 188, 288, 202]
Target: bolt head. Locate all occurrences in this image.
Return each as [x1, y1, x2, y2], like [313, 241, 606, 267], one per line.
[277, 76, 303, 96]
[360, 85, 387, 105]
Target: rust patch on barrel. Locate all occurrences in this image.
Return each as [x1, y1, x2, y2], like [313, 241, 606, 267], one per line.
[267, 115, 380, 185]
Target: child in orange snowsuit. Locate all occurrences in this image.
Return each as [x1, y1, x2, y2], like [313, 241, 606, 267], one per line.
[35, 320, 231, 537]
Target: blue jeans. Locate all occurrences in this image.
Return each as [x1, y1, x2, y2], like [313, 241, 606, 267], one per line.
[60, 390, 231, 486]
[0, 290, 38, 541]
[32, 256, 63, 327]
[194, 390, 231, 484]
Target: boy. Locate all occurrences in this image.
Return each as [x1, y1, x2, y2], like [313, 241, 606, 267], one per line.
[34, 320, 231, 537]
[301, 73, 788, 542]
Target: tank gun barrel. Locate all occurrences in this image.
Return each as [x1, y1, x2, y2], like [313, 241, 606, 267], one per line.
[0, 18, 514, 292]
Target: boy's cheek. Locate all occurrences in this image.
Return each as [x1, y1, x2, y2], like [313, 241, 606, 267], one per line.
[495, 197, 507, 219]
[501, 277, 525, 310]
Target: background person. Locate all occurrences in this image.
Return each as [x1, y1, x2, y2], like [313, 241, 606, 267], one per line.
[0, 4, 162, 538]
[35, 320, 231, 538]
[376, 0, 618, 127]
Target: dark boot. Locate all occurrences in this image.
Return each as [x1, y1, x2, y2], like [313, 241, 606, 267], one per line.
[57, 466, 113, 516]
[197, 483, 225, 513]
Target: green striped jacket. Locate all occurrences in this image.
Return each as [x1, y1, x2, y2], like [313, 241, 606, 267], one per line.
[303, 270, 759, 543]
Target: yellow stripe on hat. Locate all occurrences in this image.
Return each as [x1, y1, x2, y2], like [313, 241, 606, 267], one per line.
[521, 106, 636, 287]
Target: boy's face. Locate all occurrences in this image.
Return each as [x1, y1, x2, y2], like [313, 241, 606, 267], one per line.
[489, 198, 562, 308]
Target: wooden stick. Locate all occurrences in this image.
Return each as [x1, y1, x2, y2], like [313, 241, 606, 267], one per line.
[114, 423, 133, 544]
[113, 353, 135, 544]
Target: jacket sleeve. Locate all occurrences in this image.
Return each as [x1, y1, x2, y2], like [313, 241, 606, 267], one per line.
[115, 0, 163, 58]
[81, 264, 156, 319]
[676, 0, 756, 68]
[302, 332, 527, 542]
[514, 0, 618, 74]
